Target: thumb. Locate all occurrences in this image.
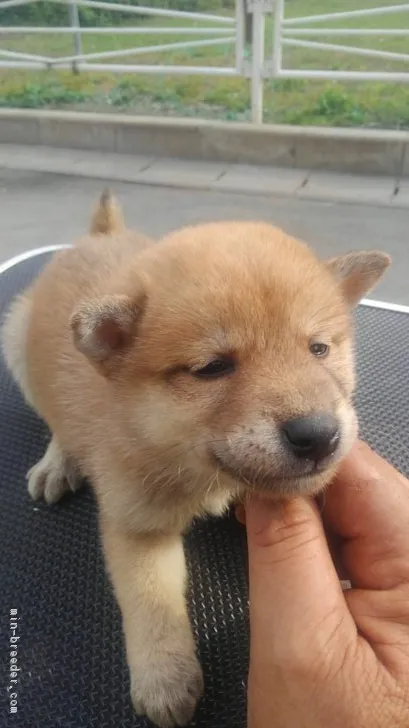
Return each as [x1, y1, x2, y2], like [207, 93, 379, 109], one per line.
[246, 495, 355, 663]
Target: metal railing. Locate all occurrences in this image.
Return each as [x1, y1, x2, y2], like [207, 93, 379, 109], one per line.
[273, 1, 409, 82]
[257, 0, 409, 121]
[1, 0, 409, 123]
[0, 1, 240, 75]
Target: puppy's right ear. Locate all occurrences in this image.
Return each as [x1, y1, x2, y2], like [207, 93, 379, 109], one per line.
[326, 251, 390, 307]
[71, 293, 145, 374]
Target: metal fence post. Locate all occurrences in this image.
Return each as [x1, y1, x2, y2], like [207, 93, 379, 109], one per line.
[235, 0, 245, 73]
[272, 0, 283, 76]
[68, 0, 82, 74]
[247, 0, 266, 124]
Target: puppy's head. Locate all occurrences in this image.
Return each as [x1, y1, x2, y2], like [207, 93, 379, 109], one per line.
[72, 221, 390, 498]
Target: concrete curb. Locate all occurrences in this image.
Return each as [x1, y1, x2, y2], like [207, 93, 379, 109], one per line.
[1, 144, 406, 209]
[1, 109, 408, 178]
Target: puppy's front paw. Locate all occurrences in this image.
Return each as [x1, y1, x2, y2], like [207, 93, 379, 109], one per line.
[27, 438, 82, 504]
[130, 647, 204, 728]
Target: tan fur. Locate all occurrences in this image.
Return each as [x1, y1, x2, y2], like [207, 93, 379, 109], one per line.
[1, 192, 390, 728]
[89, 188, 125, 235]
[2, 292, 34, 406]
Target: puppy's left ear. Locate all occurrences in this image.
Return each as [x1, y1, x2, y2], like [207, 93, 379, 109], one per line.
[326, 251, 391, 307]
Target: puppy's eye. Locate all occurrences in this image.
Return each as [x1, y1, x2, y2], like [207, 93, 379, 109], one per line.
[309, 342, 329, 358]
[192, 358, 235, 379]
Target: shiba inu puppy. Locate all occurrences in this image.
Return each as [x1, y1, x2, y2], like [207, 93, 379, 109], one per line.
[2, 191, 390, 727]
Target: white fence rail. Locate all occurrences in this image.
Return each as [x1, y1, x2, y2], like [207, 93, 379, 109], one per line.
[1, 0, 409, 123]
[272, 0, 409, 81]
[0, 1, 239, 74]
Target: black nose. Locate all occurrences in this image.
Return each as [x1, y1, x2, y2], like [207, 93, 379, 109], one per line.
[281, 414, 340, 462]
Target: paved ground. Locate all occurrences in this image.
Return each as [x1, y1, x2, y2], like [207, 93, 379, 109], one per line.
[1, 166, 408, 305]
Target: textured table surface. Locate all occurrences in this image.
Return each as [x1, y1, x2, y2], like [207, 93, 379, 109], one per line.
[0, 251, 408, 728]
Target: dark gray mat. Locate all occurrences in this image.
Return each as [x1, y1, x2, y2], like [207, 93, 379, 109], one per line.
[0, 251, 408, 728]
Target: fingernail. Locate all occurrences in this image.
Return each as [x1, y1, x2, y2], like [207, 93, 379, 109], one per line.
[235, 504, 246, 525]
[245, 494, 285, 532]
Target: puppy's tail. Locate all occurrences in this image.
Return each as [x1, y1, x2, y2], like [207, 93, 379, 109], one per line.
[89, 189, 125, 235]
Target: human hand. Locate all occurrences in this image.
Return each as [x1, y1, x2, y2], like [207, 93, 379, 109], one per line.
[243, 440, 409, 728]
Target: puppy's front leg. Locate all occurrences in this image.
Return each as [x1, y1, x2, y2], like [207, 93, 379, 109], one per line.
[101, 519, 203, 728]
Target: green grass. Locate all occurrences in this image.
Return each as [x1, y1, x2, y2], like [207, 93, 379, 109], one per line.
[1, 1, 409, 127]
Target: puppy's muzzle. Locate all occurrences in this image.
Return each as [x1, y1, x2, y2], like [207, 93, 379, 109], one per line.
[280, 413, 340, 464]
